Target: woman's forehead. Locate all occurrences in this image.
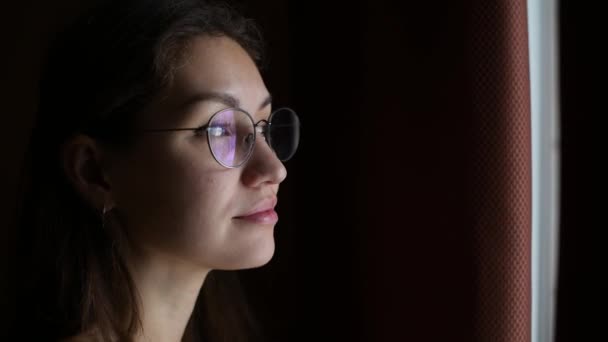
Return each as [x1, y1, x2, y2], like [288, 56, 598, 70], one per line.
[143, 36, 270, 127]
[171, 36, 269, 110]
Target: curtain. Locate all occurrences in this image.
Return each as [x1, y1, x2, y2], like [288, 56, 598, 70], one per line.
[467, 0, 532, 340]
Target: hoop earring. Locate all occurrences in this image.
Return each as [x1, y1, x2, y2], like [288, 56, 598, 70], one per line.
[101, 204, 111, 230]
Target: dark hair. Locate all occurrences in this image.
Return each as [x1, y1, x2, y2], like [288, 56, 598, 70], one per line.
[14, 0, 266, 340]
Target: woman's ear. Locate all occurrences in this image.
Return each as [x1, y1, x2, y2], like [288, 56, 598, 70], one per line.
[61, 134, 116, 211]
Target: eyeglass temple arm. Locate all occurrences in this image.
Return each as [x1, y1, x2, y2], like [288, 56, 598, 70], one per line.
[137, 125, 210, 133]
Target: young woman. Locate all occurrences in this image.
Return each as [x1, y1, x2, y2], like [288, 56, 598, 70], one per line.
[13, 0, 300, 340]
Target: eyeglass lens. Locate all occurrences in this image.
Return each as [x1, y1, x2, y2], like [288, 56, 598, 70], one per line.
[208, 108, 300, 167]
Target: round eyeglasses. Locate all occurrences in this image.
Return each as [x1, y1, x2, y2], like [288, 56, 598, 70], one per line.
[138, 107, 300, 168]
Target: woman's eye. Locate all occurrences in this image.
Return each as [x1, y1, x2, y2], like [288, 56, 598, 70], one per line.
[194, 127, 207, 137]
[208, 125, 233, 137]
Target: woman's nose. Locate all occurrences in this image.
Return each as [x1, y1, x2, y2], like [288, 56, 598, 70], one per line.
[240, 137, 287, 187]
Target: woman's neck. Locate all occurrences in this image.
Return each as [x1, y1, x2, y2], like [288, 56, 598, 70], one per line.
[126, 247, 210, 342]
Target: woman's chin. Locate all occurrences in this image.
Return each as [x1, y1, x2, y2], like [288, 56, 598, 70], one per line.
[217, 238, 276, 270]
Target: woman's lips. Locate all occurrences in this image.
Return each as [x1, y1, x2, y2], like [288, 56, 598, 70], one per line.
[234, 197, 278, 224]
[235, 209, 278, 224]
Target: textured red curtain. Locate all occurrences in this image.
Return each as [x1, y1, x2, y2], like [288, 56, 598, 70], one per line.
[358, 0, 532, 341]
[467, 0, 532, 340]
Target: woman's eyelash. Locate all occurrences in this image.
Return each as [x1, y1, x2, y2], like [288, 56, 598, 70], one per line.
[208, 125, 233, 137]
[194, 127, 207, 136]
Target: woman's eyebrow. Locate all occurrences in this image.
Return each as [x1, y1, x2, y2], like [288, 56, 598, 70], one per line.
[180, 91, 272, 112]
[259, 94, 273, 110]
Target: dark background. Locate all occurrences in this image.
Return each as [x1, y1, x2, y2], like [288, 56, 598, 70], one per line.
[554, 2, 602, 341]
[0, 1, 601, 341]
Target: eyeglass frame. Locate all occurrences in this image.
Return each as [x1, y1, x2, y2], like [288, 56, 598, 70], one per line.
[136, 106, 300, 169]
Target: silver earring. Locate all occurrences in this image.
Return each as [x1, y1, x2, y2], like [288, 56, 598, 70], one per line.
[101, 204, 111, 230]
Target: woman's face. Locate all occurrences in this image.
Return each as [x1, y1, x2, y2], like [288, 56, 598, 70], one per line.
[107, 35, 286, 270]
